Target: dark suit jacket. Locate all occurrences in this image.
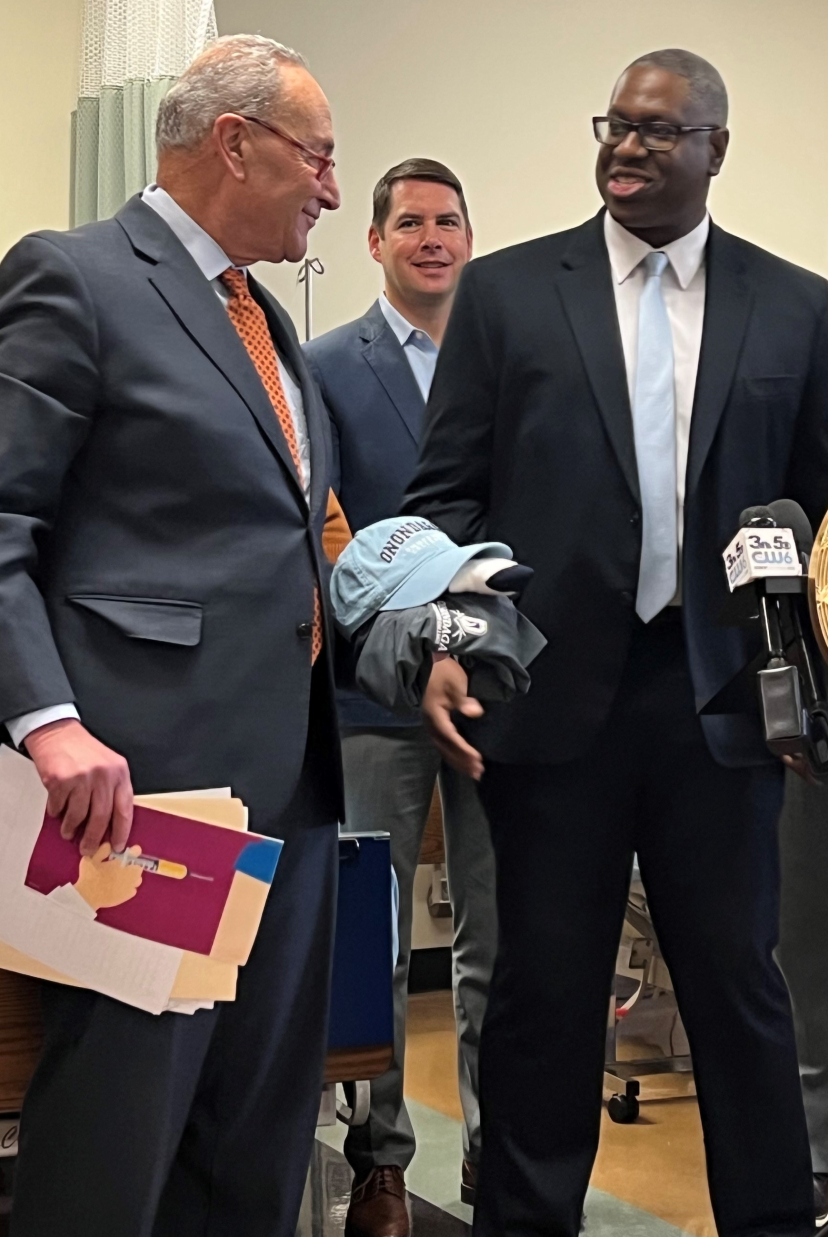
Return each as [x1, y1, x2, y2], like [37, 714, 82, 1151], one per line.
[305, 299, 425, 728]
[304, 299, 425, 531]
[403, 211, 828, 768]
[0, 195, 342, 831]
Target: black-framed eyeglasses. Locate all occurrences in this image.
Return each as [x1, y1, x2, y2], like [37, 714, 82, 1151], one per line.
[238, 114, 336, 180]
[593, 116, 719, 152]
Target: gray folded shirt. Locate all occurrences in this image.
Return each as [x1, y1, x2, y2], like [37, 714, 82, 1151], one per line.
[354, 594, 547, 716]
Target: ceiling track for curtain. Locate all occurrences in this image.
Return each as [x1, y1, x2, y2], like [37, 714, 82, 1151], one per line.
[71, 0, 217, 226]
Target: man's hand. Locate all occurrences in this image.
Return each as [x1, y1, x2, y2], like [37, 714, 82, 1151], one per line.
[782, 752, 821, 785]
[423, 657, 485, 780]
[24, 719, 134, 856]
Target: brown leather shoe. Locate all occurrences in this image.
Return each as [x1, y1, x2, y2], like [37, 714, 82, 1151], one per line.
[461, 1159, 477, 1206]
[345, 1165, 410, 1237]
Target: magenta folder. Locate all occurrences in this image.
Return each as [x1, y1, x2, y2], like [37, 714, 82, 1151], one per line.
[25, 806, 282, 957]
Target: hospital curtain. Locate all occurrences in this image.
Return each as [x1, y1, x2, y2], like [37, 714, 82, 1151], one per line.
[71, 0, 217, 226]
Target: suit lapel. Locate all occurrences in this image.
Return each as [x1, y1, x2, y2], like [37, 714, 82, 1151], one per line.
[557, 215, 640, 504]
[685, 225, 752, 498]
[116, 197, 307, 507]
[360, 301, 424, 446]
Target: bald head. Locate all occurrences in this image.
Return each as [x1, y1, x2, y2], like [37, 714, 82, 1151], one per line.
[620, 48, 728, 127]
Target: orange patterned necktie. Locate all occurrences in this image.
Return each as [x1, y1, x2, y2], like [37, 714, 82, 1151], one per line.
[220, 267, 322, 663]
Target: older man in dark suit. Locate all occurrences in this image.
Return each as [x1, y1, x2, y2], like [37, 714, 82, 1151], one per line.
[0, 33, 341, 1237]
[306, 161, 495, 1237]
[405, 48, 828, 1237]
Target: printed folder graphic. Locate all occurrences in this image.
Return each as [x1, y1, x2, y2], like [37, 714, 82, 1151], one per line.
[25, 806, 283, 965]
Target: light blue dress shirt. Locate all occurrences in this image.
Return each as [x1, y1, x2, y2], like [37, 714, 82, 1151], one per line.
[378, 293, 439, 400]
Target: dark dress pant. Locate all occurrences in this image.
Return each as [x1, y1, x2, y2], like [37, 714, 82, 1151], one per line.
[473, 612, 813, 1237]
[10, 706, 339, 1237]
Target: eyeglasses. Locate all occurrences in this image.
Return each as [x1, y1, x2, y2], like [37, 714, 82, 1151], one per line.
[593, 116, 719, 152]
[238, 114, 336, 181]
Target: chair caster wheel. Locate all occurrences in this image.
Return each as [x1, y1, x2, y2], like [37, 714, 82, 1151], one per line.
[607, 1081, 640, 1124]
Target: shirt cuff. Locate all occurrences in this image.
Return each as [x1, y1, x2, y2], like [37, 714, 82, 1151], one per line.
[6, 704, 80, 750]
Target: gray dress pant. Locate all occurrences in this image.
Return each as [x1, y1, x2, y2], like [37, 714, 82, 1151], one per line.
[341, 725, 497, 1177]
[778, 769, 828, 1172]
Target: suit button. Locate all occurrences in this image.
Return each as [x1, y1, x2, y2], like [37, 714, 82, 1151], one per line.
[296, 621, 313, 639]
[630, 511, 641, 525]
[621, 590, 635, 606]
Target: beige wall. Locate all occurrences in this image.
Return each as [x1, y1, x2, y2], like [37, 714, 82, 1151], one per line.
[215, 0, 828, 338]
[4, 1, 827, 336]
[1, 0, 84, 256]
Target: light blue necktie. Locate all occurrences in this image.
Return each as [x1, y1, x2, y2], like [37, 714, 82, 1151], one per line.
[632, 251, 677, 622]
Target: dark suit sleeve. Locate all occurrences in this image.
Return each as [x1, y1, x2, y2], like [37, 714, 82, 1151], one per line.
[304, 350, 341, 497]
[785, 290, 828, 537]
[0, 235, 100, 720]
[401, 262, 498, 544]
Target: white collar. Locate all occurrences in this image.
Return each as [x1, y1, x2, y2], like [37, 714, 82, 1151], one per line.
[603, 210, 709, 290]
[378, 293, 436, 348]
[141, 184, 241, 281]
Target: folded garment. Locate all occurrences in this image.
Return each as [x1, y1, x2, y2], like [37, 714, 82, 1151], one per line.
[354, 594, 547, 714]
[331, 516, 513, 636]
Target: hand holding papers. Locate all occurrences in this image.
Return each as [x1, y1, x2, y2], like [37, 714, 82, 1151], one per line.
[0, 746, 282, 1014]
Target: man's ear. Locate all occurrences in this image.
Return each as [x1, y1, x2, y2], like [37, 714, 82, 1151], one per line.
[213, 113, 251, 182]
[709, 127, 730, 177]
[368, 224, 383, 265]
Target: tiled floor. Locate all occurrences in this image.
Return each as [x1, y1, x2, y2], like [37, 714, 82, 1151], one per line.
[0, 990, 713, 1236]
[313, 990, 715, 1236]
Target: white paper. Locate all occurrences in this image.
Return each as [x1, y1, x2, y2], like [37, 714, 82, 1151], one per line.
[0, 746, 183, 1015]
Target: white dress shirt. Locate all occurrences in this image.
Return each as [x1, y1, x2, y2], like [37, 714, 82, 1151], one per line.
[378, 293, 440, 400]
[604, 210, 708, 587]
[7, 186, 312, 749]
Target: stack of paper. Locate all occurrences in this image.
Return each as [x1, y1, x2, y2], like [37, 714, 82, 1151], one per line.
[0, 746, 283, 1015]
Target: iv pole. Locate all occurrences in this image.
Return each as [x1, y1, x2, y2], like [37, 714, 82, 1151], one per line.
[297, 257, 325, 341]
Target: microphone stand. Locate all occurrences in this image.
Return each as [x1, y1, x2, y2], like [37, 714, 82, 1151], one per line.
[297, 257, 325, 342]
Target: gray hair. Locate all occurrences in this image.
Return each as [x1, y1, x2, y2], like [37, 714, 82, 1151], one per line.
[156, 34, 308, 154]
[623, 48, 729, 126]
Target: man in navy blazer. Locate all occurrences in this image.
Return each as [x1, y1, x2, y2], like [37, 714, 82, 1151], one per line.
[306, 160, 495, 1237]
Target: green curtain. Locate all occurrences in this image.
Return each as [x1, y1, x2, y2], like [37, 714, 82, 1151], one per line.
[70, 0, 217, 226]
[72, 78, 175, 226]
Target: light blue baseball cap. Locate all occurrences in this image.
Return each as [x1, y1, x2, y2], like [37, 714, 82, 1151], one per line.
[331, 517, 513, 636]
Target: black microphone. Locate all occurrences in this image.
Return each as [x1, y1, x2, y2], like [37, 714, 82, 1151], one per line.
[767, 499, 814, 562]
[738, 505, 776, 528]
[743, 499, 828, 774]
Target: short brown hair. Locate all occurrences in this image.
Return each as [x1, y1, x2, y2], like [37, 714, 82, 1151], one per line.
[372, 158, 469, 234]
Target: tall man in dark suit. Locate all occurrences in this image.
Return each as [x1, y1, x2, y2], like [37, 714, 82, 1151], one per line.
[306, 161, 495, 1237]
[404, 48, 828, 1237]
[0, 33, 342, 1237]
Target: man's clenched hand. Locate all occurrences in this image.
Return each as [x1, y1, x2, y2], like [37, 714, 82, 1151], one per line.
[24, 719, 134, 856]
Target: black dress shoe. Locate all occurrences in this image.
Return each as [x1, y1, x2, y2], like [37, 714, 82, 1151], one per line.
[815, 1173, 828, 1229]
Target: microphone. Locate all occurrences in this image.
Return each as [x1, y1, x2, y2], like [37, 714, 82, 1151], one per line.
[738, 505, 776, 527]
[767, 498, 814, 562]
[726, 498, 828, 774]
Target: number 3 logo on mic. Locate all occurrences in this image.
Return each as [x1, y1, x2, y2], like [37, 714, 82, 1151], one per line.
[722, 527, 801, 592]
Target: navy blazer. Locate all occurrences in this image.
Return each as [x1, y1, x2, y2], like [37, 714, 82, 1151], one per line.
[404, 212, 828, 769]
[0, 196, 342, 830]
[305, 300, 425, 532]
[305, 300, 427, 728]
